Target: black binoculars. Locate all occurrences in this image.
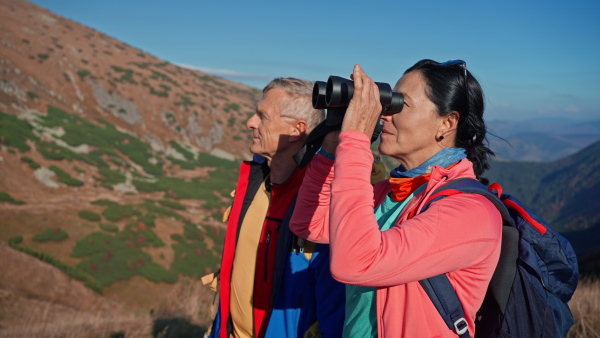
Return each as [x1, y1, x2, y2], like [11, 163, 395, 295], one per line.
[312, 76, 404, 122]
[295, 75, 403, 168]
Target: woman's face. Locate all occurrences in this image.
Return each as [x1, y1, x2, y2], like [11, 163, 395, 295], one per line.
[378, 71, 446, 169]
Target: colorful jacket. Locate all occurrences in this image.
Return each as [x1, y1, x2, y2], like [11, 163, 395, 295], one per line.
[290, 130, 503, 338]
[209, 158, 344, 338]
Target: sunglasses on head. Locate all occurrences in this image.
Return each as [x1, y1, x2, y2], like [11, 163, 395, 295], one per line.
[440, 60, 469, 115]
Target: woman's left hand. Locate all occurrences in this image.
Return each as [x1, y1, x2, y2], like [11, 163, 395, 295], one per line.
[341, 64, 382, 138]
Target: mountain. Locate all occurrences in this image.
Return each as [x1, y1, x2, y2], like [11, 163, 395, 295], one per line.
[0, 0, 261, 330]
[487, 119, 600, 162]
[486, 140, 600, 269]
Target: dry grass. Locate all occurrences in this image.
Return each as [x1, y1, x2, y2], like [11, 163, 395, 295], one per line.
[0, 289, 152, 338]
[0, 277, 216, 338]
[568, 277, 600, 338]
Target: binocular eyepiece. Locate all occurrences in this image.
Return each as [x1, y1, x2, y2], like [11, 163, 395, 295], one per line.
[312, 76, 404, 114]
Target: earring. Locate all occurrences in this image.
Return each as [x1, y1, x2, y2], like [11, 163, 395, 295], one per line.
[439, 135, 444, 140]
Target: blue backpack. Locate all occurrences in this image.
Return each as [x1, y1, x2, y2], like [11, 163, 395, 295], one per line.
[413, 178, 579, 338]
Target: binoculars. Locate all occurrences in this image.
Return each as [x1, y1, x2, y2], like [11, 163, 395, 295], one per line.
[312, 76, 404, 125]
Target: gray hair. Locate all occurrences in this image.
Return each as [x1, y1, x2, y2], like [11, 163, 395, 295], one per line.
[263, 78, 324, 133]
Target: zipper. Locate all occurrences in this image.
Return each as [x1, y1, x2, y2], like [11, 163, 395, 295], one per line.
[264, 231, 271, 282]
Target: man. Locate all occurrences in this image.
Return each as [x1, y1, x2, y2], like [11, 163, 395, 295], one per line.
[207, 78, 345, 338]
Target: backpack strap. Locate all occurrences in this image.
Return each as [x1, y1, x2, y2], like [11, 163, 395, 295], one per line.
[419, 275, 470, 337]
[414, 178, 511, 338]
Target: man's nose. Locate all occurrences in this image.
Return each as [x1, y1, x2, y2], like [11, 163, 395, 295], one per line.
[246, 114, 258, 129]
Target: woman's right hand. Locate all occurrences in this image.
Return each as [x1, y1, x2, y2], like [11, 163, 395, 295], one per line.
[341, 64, 382, 138]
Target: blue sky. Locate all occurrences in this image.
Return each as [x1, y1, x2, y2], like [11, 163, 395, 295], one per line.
[29, 0, 600, 121]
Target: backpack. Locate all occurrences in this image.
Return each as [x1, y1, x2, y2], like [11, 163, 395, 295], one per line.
[413, 178, 579, 338]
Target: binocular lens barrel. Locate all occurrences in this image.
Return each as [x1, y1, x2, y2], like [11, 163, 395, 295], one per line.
[312, 81, 327, 109]
[312, 76, 404, 114]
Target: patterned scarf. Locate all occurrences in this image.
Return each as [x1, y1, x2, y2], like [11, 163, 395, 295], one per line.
[388, 148, 466, 202]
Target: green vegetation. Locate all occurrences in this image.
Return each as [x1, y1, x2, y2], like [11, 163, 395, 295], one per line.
[150, 70, 179, 87]
[228, 117, 237, 127]
[98, 201, 141, 222]
[0, 111, 39, 151]
[157, 199, 186, 211]
[77, 70, 91, 78]
[95, 167, 126, 185]
[170, 235, 218, 277]
[159, 84, 171, 91]
[20, 156, 41, 169]
[79, 210, 101, 222]
[49, 165, 84, 186]
[193, 73, 225, 86]
[27, 91, 39, 100]
[38, 106, 163, 175]
[233, 136, 243, 141]
[0, 192, 25, 205]
[8, 235, 103, 293]
[176, 95, 194, 106]
[169, 141, 194, 161]
[132, 62, 151, 69]
[100, 223, 119, 232]
[111, 65, 137, 84]
[223, 103, 240, 112]
[71, 232, 177, 287]
[32, 228, 69, 242]
[37, 54, 49, 59]
[149, 87, 168, 97]
[141, 203, 182, 220]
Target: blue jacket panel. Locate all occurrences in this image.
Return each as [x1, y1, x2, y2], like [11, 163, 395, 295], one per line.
[265, 201, 345, 338]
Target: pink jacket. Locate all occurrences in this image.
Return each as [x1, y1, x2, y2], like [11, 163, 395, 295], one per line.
[290, 131, 502, 338]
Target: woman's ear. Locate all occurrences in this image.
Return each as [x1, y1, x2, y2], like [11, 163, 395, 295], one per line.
[439, 111, 459, 137]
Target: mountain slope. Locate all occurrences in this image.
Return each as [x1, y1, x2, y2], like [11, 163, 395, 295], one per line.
[0, 0, 261, 323]
[486, 140, 600, 262]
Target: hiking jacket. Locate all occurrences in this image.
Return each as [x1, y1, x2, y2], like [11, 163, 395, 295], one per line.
[209, 158, 344, 338]
[290, 130, 503, 338]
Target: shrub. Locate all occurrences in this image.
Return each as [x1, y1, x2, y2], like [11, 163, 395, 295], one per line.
[72, 232, 176, 286]
[77, 70, 90, 78]
[37, 54, 49, 59]
[102, 203, 140, 222]
[158, 199, 186, 211]
[94, 167, 126, 185]
[20, 156, 40, 169]
[79, 210, 101, 222]
[228, 117, 236, 127]
[99, 223, 119, 232]
[8, 235, 23, 245]
[111, 65, 137, 84]
[49, 165, 84, 186]
[169, 141, 194, 161]
[0, 192, 25, 205]
[0, 111, 39, 152]
[27, 91, 39, 100]
[175, 95, 194, 106]
[32, 228, 69, 242]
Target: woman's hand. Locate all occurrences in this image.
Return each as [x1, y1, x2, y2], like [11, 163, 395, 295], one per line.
[341, 64, 382, 138]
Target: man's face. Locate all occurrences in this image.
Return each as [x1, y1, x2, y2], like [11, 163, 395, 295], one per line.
[246, 88, 295, 160]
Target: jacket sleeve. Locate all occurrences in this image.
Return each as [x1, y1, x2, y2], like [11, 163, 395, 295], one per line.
[289, 153, 335, 244]
[328, 131, 502, 287]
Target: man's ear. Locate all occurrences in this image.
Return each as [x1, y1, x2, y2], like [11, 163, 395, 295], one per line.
[289, 120, 307, 142]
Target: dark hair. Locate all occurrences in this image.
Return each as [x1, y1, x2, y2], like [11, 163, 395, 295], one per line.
[404, 59, 494, 181]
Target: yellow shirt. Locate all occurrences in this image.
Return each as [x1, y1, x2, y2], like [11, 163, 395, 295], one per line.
[229, 178, 270, 338]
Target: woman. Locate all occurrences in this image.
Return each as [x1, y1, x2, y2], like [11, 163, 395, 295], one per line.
[290, 60, 502, 337]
